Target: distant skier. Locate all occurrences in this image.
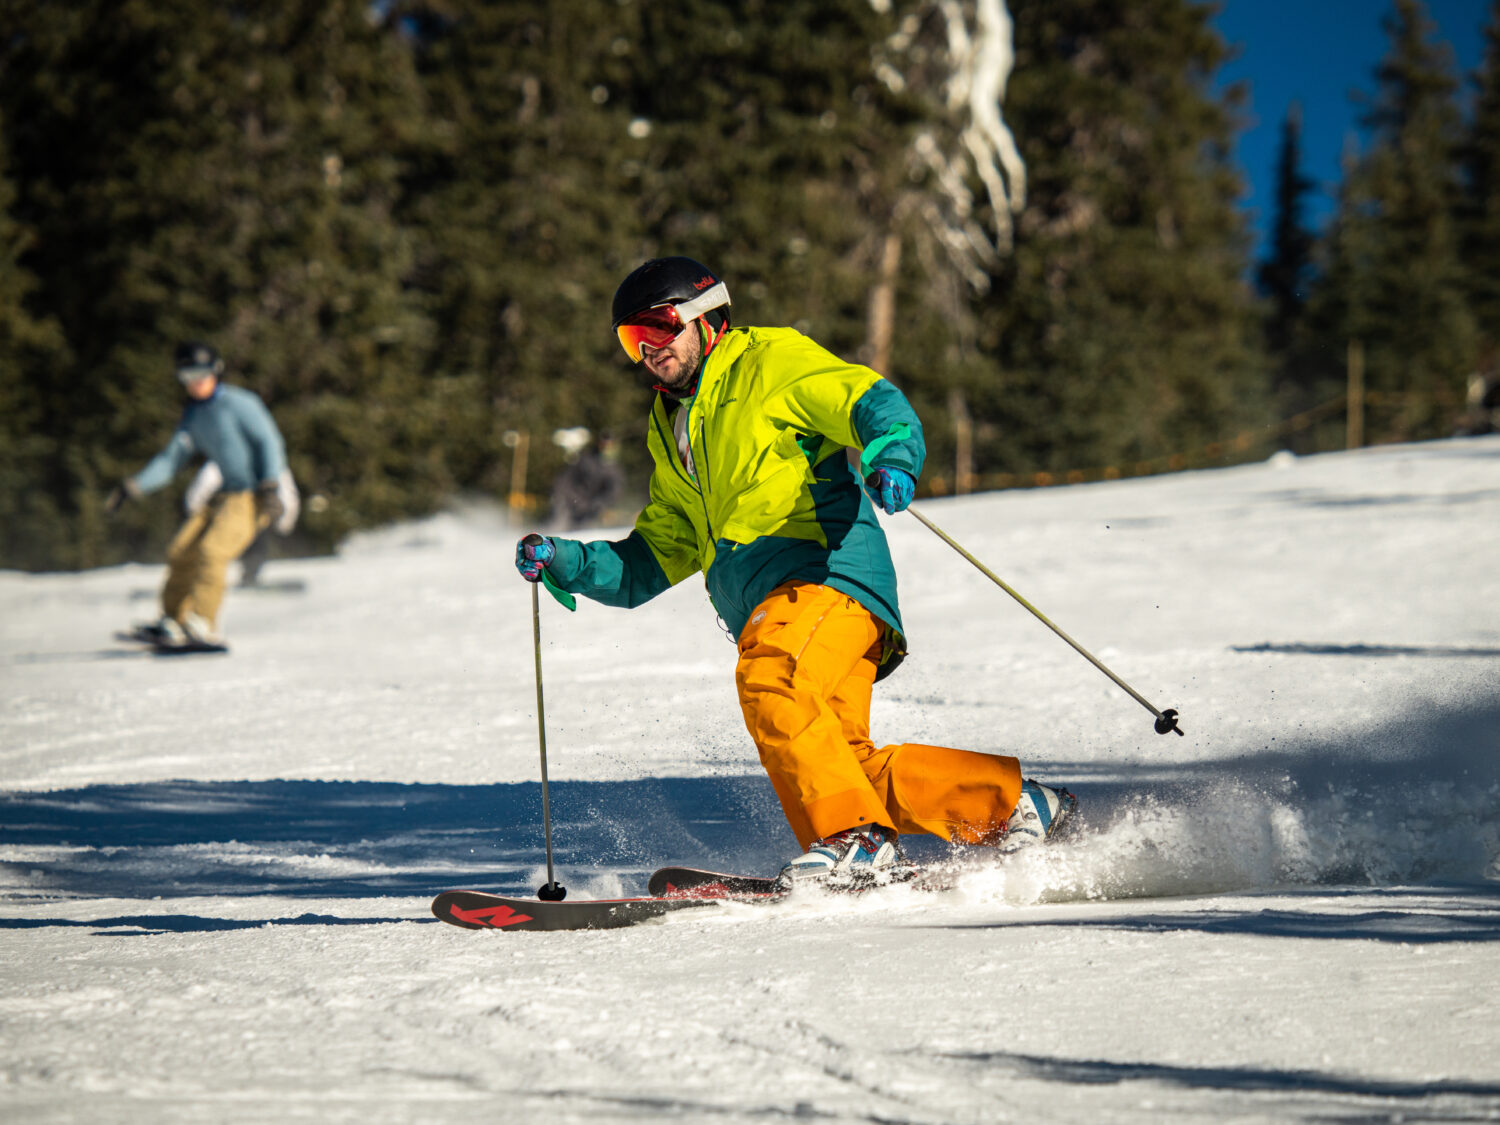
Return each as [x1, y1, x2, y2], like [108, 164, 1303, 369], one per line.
[106, 342, 287, 648]
[515, 257, 1074, 887]
[548, 429, 624, 530]
[1454, 371, 1500, 437]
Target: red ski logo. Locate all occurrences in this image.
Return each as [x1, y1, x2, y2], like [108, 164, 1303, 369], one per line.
[693, 275, 715, 290]
[449, 902, 534, 928]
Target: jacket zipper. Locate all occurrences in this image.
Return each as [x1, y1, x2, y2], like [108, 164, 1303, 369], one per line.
[654, 395, 718, 548]
[687, 399, 718, 547]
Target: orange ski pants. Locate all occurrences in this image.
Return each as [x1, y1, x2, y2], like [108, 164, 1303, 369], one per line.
[735, 581, 1023, 850]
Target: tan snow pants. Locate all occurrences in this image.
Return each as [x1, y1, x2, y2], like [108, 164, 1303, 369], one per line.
[160, 490, 268, 630]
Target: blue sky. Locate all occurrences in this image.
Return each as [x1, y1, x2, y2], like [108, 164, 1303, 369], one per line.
[1206, 0, 1492, 265]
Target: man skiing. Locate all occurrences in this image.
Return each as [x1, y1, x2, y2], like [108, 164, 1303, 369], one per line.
[107, 341, 288, 648]
[515, 257, 1073, 886]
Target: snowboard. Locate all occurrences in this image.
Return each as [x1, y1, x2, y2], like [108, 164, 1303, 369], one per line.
[431, 887, 783, 932]
[149, 638, 230, 656]
[114, 628, 230, 656]
[132, 578, 305, 599]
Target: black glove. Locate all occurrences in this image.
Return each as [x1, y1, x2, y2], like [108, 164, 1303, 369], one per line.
[104, 480, 139, 516]
[255, 479, 285, 525]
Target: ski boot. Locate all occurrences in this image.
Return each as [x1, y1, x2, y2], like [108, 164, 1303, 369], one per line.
[776, 825, 912, 890]
[1000, 780, 1077, 849]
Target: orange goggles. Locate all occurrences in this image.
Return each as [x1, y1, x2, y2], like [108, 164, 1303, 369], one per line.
[615, 304, 687, 364]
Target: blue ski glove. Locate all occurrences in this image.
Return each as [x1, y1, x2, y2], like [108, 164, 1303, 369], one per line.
[865, 467, 915, 515]
[515, 534, 556, 582]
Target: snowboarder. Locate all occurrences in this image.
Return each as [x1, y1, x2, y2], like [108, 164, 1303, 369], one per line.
[106, 341, 288, 647]
[515, 257, 1074, 887]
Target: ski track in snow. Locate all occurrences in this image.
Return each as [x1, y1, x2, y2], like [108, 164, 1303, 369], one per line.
[2, 437, 1500, 1123]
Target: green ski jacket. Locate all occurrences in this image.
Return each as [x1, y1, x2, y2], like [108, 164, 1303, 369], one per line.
[543, 326, 926, 666]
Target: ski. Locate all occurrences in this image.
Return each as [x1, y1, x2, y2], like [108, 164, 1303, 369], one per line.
[649, 864, 935, 897]
[648, 866, 781, 897]
[431, 887, 783, 932]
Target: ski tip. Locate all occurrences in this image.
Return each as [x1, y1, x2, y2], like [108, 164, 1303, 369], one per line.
[431, 890, 539, 930]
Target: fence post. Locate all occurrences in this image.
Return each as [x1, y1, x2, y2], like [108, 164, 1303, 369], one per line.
[503, 429, 530, 515]
[949, 387, 974, 495]
[1346, 339, 1365, 450]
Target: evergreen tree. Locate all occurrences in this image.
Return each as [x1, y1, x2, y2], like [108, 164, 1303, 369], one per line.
[0, 0, 1284, 568]
[1257, 103, 1315, 363]
[1294, 140, 1381, 451]
[981, 0, 1269, 478]
[118, 1, 444, 544]
[0, 106, 71, 570]
[414, 0, 921, 500]
[0, 1, 443, 562]
[1460, 0, 1500, 365]
[1307, 0, 1474, 443]
[0, 0, 185, 566]
[410, 1, 660, 503]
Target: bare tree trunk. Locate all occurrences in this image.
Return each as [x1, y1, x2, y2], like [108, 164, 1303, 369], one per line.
[949, 387, 974, 494]
[1347, 339, 1365, 450]
[866, 232, 903, 376]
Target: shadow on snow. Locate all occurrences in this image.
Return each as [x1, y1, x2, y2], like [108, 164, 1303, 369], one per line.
[927, 1046, 1500, 1105]
[0, 774, 796, 903]
[927, 883, 1500, 944]
[1, 690, 1496, 932]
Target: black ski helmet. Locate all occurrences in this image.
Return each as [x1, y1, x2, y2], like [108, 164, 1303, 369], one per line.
[173, 341, 223, 382]
[610, 256, 731, 333]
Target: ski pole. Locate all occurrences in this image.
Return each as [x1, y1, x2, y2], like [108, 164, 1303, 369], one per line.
[525, 535, 568, 901]
[905, 505, 1183, 737]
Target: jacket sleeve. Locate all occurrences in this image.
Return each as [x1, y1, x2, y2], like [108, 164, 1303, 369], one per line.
[849, 379, 925, 480]
[131, 428, 196, 495]
[237, 392, 287, 484]
[545, 474, 702, 608]
[761, 335, 926, 481]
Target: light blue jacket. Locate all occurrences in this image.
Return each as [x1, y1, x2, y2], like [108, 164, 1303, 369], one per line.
[132, 384, 286, 495]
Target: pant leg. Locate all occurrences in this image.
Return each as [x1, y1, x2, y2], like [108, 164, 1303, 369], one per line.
[735, 583, 896, 848]
[183, 492, 261, 630]
[737, 581, 1025, 850]
[238, 530, 271, 585]
[161, 511, 211, 621]
[830, 655, 1024, 844]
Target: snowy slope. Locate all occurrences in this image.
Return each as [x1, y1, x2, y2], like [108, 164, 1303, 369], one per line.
[3, 436, 1499, 1123]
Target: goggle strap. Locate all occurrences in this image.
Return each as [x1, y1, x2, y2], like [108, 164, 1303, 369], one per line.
[671, 281, 730, 325]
